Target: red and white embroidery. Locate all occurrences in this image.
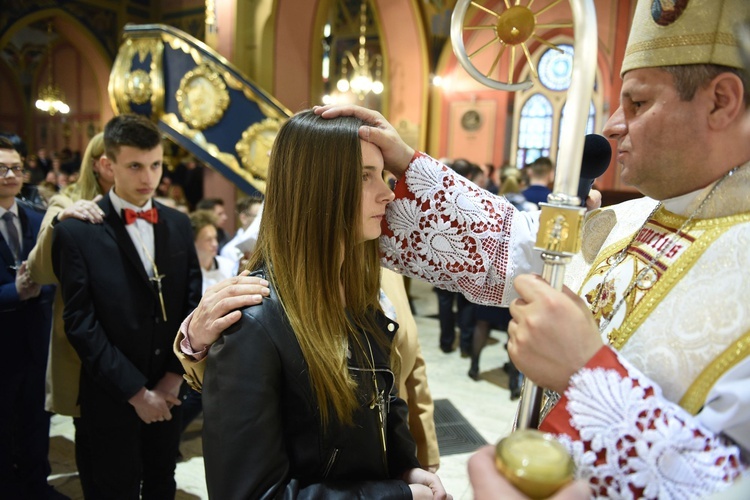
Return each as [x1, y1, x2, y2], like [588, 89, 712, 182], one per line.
[554, 352, 745, 499]
[381, 153, 518, 305]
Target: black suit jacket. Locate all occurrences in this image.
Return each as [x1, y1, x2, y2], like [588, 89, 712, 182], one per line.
[0, 200, 55, 372]
[51, 194, 201, 410]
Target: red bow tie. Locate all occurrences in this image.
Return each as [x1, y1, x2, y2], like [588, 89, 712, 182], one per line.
[122, 208, 159, 225]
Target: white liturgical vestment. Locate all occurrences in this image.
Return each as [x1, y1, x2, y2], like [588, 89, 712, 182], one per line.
[380, 152, 749, 498]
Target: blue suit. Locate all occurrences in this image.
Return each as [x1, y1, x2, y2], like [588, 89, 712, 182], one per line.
[0, 200, 55, 497]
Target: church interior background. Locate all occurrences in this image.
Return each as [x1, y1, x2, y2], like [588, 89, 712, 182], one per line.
[1, 0, 642, 226]
[1, 1, 645, 497]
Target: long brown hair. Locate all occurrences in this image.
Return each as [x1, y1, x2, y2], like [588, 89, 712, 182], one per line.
[246, 110, 384, 426]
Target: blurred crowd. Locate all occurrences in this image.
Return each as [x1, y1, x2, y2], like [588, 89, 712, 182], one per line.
[5, 134, 207, 216]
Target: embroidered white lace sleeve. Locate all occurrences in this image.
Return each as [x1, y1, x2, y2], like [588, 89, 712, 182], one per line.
[554, 350, 746, 499]
[380, 153, 541, 306]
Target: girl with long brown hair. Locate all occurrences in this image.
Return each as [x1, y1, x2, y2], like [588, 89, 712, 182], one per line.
[202, 111, 449, 499]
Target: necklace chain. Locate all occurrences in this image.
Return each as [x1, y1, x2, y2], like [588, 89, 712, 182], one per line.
[541, 166, 742, 421]
[362, 332, 388, 461]
[539, 166, 744, 422]
[362, 333, 381, 403]
[591, 165, 740, 334]
[131, 223, 168, 322]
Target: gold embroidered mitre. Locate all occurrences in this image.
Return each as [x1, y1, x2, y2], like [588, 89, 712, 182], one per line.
[622, 0, 748, 75]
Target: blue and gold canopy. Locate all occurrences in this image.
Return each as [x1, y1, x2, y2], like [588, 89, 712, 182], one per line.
[109, 24, 291, 196]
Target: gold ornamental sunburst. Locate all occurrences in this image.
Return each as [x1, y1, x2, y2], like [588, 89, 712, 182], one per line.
[462, 0, 573, 84]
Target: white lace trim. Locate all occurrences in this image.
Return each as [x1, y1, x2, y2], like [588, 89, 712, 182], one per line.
[380, 154, 517, 305]
[556, 352, 745, 499]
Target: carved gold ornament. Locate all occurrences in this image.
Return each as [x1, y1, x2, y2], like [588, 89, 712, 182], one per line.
[176, 64, 229, 130]
[108, 37, 164, 118]
[162, 113, 266, 194]
[236, 118, 285, 182]
[535, 204, 585, 255]
[451, 0, 573, 90]
[126, 69, 152, 105]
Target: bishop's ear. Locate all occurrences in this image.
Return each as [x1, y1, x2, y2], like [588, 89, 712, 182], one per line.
[707, 71, 746, 130]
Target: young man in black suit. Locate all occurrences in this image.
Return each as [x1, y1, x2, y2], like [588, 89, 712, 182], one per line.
[52, 114, 202, 498]
[0, 137, 59, 498]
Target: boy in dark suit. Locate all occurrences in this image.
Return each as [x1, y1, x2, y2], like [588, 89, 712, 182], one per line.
[0, 137, 58, 498]
[52, 114, 202, 498]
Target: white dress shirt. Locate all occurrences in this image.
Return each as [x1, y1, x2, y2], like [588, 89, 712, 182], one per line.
[109, 189, 156, 278]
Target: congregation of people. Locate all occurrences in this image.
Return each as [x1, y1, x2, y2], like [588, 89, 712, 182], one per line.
[2, 0, 749, 498]
[1, 116, 451, 499]
[2, 112, 560, 499]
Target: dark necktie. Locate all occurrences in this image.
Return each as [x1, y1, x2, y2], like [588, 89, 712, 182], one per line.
[122, 208, 159, 225]
[2, 211, 21, 262]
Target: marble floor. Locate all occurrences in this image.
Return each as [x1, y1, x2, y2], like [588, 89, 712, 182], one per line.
[47, 277, 520, 499]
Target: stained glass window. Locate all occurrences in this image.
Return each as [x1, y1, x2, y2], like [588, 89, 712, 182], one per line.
[512, 41, 601, 170]
[559, 100, 596, 148]
[538, 44, 574, 91]
[517, 94, 553, 167]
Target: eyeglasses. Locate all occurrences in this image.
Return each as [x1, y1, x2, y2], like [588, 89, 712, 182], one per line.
[0, 165, 26, 177]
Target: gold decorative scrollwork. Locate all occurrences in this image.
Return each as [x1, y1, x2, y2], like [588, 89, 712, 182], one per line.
[163, 32, 203, 65]
[222, 72, 289, 120]
[161, 113, 267, 194]
[160, 31, 289, 120]
[451, 0, 574, 90]
[126, 69, 152, 105]
[108, 37, 165, 119]
[236, 118, 284, 182]
[175, 64, 230, 130]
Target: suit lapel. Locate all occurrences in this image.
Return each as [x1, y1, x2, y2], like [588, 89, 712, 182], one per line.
[18, 205, 35, 260]
[0, 204, 28, 266]
[101, 194, 152, 286]
[153, 201, 169, 277]
[0, 233, 13, 268]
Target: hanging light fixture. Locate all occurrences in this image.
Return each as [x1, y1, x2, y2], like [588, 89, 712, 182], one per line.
[336, 0, 383, 100]
[35, 21, 70, 116]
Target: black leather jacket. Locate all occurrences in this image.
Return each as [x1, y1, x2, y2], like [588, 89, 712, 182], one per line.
[203, 271, 419, 499]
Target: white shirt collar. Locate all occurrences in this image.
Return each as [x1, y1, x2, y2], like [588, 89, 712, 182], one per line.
[0, 201, 19, 218]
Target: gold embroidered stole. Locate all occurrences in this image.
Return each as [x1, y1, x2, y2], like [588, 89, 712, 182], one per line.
[579, 208, 750, 414]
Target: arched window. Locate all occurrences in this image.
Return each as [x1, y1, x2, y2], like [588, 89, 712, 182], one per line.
[511, 42, 602, 169]
[560, 100, 596, 148]
[517, 94, 553, 167]
[539, 44, 574, 91]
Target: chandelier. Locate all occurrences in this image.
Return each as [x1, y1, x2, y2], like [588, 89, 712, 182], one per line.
[335, 0, 383, 100]
[35, 22, 70, 116]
